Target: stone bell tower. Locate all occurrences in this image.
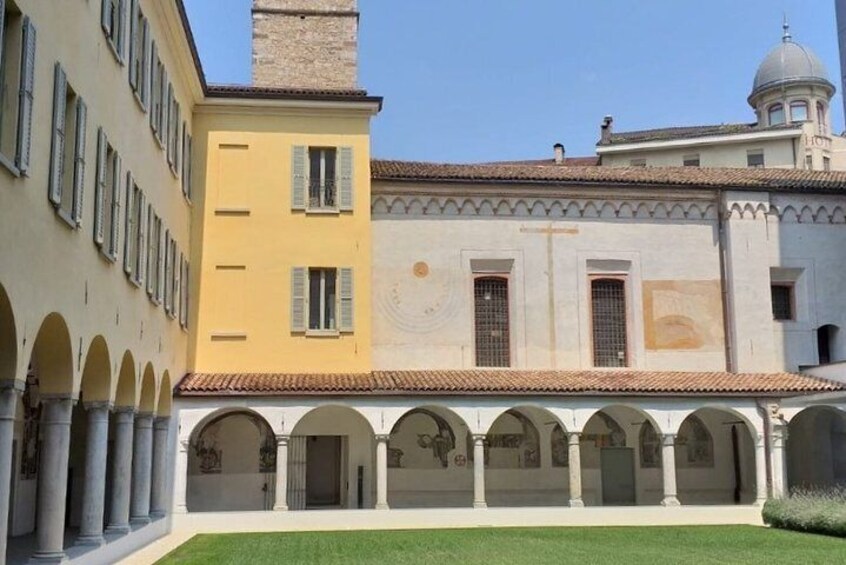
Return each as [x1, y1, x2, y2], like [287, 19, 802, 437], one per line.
[252, 0, 359, 90]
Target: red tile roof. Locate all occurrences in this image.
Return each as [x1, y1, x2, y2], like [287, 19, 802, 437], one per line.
[371, 160, 846, 193]
[598, 123, 800, 146]
[176, 370, 844, 397]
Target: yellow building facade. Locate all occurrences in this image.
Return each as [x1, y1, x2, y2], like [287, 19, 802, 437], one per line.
[190, 96, 381, 374]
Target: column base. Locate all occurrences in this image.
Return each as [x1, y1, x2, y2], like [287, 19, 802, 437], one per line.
[660, 496, 681, 507]
[473, 502, 487, 509]
[74, 534, 106, 547]
[273, 505, 289, 512]
[375, 503, 390, 511]
[568, 499, 584, 508]
[105, 524, 131, 535]
[173, 505, 188, 515]
[754, 498, 768, 507]
[28, 551, 68, 564]
[130, 516, 152, 526]
[150, 510, 167, 519]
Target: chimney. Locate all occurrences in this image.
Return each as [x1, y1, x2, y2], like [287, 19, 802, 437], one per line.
[601, 115, 614, 144]
[252, 0, 359, 89]
[553, 143, 565, 165]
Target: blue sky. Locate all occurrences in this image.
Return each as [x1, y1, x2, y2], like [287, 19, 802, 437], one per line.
[183, 0, 843, 163]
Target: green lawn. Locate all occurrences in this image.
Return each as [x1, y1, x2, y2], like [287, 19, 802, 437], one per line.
[157, 526, 845, 564]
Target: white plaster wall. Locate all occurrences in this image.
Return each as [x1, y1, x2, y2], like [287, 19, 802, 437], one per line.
[372, 209, 725, 372]
[600, 138, 798, 169]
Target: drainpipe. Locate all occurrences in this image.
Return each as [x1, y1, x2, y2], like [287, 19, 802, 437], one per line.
[717, 190, 736, 373]
[757, 399, 774, 499]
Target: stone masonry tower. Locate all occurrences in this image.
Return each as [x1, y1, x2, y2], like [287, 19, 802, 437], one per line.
[252, 0, 359, 89]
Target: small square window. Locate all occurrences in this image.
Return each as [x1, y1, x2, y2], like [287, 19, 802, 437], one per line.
[683, 154, 700, 167]
[771, 284, 794, 321]
[629, 158, 646, 167]
[747, 150, 764, 169]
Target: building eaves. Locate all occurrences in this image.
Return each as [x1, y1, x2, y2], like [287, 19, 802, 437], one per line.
[597, 122, 800, 146]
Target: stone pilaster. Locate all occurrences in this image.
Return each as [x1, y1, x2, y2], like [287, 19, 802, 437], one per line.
[755, 433, 768, 505]
[172, 438, 189, 514]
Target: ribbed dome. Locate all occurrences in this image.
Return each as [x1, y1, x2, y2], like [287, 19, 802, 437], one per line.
[750, 37, 834, 100]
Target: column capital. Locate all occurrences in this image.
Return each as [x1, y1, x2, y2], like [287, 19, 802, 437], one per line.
[153, 416, 171, 431]
[178, 438, 190, 453]
[755, 432, 766, 448]
[374, 433, 390, 443]
[567, 431, 581, 445]
[0, 378, 25, 393]
[662, 433, 677, 446]
[471, 433, 487, 443]
[275, 433, 291, 446]
[134, 413, 155, 429]
[0, 382, 23, 420]
[113, 405, 137, 415]
[84, 400, 113, 412]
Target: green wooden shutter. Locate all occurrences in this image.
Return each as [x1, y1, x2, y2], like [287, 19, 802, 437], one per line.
[181, 124, 188, 195]
[291, 146, 307, 210]
[72, 98, 88, 226]
[110, 154, 122, 260]
[156, 221, 165, 303]
[141, 19, 151, 110]
[338, 147, 354, 211]
[101, 0, 110, 33]
[136, 191, 147, 284]
[117, 0, 127, 61]
[123, 171, 134, 274]
[146, 207, 155, 296]
[94, 128, 108, 245]
[128, 0, 139, 90]
[291, 267, 307, 331]
[158, 69, 168, 144]
[339, 268, 354, 332]
[172, 246, 181, 320]
[149, 42, 157, 130]
[48, 64, 67, 207]
[17, 17, 36, 174]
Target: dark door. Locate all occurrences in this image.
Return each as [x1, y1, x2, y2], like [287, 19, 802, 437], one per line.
[601, 447, 636, 506]
[306, 436, 342, 507]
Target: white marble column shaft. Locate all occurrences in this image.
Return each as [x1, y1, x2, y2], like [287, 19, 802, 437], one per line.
[173, 438, 189, 514]
[661, 433, 681, 507]
[150, 417, 170, 517]
[375, 434, 389, 510]
[0, 382, 22, 563]
[567, 432, 584, 507]
[107, 408, 135, 533]
[77, 403, 111, 546]
[755, 433, 768, 505]
[31, 396, 75, 562]
[472, 434, 487, 509]
[771, 424, 789, 499]
[130, 413, 154, 524]
[273, 434, 289, 511]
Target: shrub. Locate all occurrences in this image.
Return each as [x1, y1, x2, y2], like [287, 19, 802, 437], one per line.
[763, 486, 846, 538]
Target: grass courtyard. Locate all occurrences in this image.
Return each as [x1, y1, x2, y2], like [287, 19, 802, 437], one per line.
[157, 525, 845, 564]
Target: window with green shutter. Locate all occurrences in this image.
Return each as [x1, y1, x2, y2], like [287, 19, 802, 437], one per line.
[0, 5, 37, 176]
[49, 64, 86, 230]
[101, 0, 125, 63]
[94, 131, 122, 261]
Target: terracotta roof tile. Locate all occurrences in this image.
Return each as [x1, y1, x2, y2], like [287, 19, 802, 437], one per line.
[371, 160, 846, 193]
[205, 84, 383, 105]
[176, 370, 844, 397]
[598, 122, 800, 146]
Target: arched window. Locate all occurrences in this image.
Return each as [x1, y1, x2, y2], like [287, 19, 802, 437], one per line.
[474, 277, 510, 367]
[677, 415, 714, 468]
[639, 423, 661, 468]
[789, 101, 808, 122]
[768, 103, 785, 126]
[591, 278, 628, 367]
[817, 102, 828, 135]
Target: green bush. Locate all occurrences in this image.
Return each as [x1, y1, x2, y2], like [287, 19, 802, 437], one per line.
[763, 486, 846, 538]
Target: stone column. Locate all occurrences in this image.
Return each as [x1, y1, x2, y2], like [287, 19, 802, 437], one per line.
[173, 438, 189, 514]
[661, 434, 681, 507]
[472, 434, 487, 509]
[0, 381, 23, 563]
[755, 433, 768, 505]
[567, 432, 584, 507]
[76, 402, 111, 546]
[770, 424, 789, 499]
[150, 417, 170, 518]
[273, 434, 289, 511]
[375, 434, 389, 510]
[106, 407, 135, 534]
[130, 413, 154, 524]
[31, 396, 75, 562]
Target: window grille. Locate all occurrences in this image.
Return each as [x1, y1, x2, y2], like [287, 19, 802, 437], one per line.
[474, 277, 510, 367]
[591, 278, 628, 367]
[308, 148, 337, 209]
[308, 268, 337, 331]
[771, 285, 793, 321]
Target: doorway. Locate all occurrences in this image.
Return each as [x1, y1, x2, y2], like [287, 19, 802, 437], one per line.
[306, 436, 343, 508]
[601, 447, 636, 505]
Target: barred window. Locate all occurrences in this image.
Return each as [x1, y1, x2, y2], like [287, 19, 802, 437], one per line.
[771, 284, 794, 321]
[474, 277, 510, 367]
[591, 278, 628, 367]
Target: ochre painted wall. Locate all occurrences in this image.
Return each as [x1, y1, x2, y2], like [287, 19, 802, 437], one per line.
[190, 107, 373, 374]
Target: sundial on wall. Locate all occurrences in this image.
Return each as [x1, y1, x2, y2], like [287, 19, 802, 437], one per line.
[377, 261, 461, 333]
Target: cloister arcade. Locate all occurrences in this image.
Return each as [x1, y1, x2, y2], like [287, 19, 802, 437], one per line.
[176, 397, 818, 516]
[0, 282, 176, 563]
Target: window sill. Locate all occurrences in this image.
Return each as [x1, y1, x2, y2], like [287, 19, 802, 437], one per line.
[55, 208, 77, 230]
[104, 35, 124, 65]
[126, 275, 143, 289]
[0, 152, 21, 178]
[305, 329, 340, 338]
[133, 90, 147, 114]
[305, 208, 341, 216]
[98, 246, 118, 264]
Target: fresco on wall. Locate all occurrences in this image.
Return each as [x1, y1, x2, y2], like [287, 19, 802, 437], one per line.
[20, 365, 40, 480]
[468, 410, 540, 468]
[639, 415, 714, 469]
[639, 423, 661, 468]
[389, 408, 457, 469]
[551, 424, 569, 467]
[191, 412, 277, 475]
[643, 280, 724, 351]
[584, 413, 627, 448]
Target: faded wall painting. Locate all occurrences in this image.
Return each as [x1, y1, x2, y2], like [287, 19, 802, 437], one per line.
[189, 412, 276, 476]
[551, 424, 569, 467]
[468, 410, 540, 469]
[389, 409, 457, 469]
[643, 280, 724, 351]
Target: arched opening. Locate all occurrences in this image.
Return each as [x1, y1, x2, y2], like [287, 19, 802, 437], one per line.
[0, 283, 17, 382]
[66, 337, 113, 534]
[8, 314, 74, 554]
[289, 405, 374, 510]
[387, 406, 470, 508]
[674, 408, 757, 505]
[474, 407, 566, 507]
[156, 371, 172, 418]
[138, 364, 156, 415]
[582, 406, 659, 506]
[187, 410, 276, 512]
[787, 406, 846, 490]
[768, 103, 785, 126]
[816, 325, 839, 365]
